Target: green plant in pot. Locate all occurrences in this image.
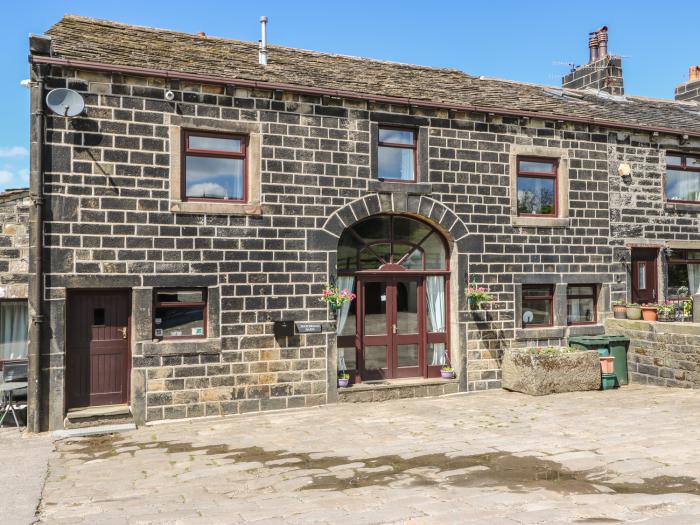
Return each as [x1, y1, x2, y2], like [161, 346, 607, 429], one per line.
[440, 366, 456, 379]
[625, 303, 642, 320]
[641, 303, 658, 322]
[612, 300, 627, 319]
[657, 302, 675, 322]
[338, 371, 350, 388]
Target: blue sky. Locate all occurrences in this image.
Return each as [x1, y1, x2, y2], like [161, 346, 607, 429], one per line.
[1, 0, 699, 191]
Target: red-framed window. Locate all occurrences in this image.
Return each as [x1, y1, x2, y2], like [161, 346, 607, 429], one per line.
[516, 157, 558, 216]
[665, 153, 700, 203]
[567, 285, 597, 325]
[378, 127, 417, 182]
[182, 130, 247, 203]
[521, 285, 554, 327]
[153, 289, 207, 340]
[0, 299, 28, 369]
[667, 249, 700, 297]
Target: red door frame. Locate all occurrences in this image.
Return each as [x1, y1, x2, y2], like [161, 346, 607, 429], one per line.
[351, 269, 450, 382]
[65, 289, 132, 409]
[631, 248, 658, 304]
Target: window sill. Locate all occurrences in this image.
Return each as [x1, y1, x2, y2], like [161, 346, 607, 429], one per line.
[171, 200, 262, 216]
[368, 180, 433, 194]
[511, 216, 569, 228]
[515, 326, 566, 341]
[567, 324, 605, 336]
[141, 338, 222, 356]
[665, 202, 700, 212]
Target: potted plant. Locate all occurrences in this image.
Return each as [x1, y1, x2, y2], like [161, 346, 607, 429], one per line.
[441, 366, 456, 379]
[683, 298, 693, 320]
[657, 302, 675, 322]
[612, 300, 627, 319]
[625, 303, 642, 320]
[641, 303, 658, 322]
[338, 371, 350, 388]
[465, 278, 493, 310]
[321, 285, 356, 311]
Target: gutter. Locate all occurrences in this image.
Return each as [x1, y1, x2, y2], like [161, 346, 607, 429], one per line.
[27, 63, 45, 433]
[30, 54, 700, 139]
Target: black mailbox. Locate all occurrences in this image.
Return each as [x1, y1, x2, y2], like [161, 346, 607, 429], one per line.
[273, 320, 295, 337]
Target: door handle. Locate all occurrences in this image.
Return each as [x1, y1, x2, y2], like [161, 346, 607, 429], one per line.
[392, 323, 397, 334]
[118, 327, 128, 339]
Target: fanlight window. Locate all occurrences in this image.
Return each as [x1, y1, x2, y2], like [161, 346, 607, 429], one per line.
[338, 215, 447, 271]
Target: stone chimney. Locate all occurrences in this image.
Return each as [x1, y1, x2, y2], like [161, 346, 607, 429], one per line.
[562, 26, 624, 95]
[675, 66, 700, 102]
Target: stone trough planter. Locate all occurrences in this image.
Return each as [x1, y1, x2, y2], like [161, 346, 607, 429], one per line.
[502, 348, 601, 396]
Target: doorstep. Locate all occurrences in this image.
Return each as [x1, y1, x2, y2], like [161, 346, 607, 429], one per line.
[338, 377, 460, 403]
[64, 404, 134, 430]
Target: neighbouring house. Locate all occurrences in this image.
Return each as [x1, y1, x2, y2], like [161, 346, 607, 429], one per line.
[22, 15, 700, 431]
[0, 188, 30, 372]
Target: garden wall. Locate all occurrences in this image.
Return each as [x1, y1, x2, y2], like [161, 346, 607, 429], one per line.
[605, 318, 700, 388]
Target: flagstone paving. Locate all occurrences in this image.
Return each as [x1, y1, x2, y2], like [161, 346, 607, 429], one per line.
[35, 385, 700, 524]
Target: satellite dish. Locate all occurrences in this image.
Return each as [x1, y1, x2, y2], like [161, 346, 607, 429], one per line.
[45, 88, 85, 117]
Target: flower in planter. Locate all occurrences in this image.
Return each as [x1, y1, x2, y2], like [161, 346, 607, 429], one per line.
[321, 285, 356, 310]
[683, 298, 693, 318]
[440, 366, 456, 378]
[465, 278, 492, 310]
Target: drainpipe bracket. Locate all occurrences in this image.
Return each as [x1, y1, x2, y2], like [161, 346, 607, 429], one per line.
[31, 315, 46, 325]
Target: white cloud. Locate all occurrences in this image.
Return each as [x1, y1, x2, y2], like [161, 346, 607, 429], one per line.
[0, 146, 28, 158]
[188, 182, 228, 199]
[0, 171, 13, 185]
[0, 168, 29, 190]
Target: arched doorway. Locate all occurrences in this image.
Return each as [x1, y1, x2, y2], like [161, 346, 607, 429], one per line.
[336, 214, 450, 382]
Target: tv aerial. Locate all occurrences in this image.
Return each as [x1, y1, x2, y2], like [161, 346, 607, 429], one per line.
[45, 88, 85, 117]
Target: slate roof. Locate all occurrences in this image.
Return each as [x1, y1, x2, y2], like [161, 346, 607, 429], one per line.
[44, 15, 700, 135]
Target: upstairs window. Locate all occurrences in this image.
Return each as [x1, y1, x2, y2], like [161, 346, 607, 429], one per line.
[665, 153, 700, 203]
[378, 127, 416, 182]
[154, 289, 207, 340]
[516, 157, 558, 216]
[183, 131, 247, 202]
[521, 285, 553, 328]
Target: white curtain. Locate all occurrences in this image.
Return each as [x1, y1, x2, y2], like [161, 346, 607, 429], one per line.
[0, 301, 29, 362]
[568, 299, 582, 324]
[689, 264, 700, 295]
[400, 149, 414, 180]
[336, 276, 355, 371]
[426, 276, 446, 366]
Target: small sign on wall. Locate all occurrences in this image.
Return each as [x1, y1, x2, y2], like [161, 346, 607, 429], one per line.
[296, 323, 322, 334]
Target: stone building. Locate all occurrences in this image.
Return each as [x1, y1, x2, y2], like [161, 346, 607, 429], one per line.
[23, 15, 700, 431]
[0, 188, 30, 370]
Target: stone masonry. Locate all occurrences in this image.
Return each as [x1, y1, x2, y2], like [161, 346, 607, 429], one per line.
[0, 189, 30, 301]
[29, 27, 700, 430]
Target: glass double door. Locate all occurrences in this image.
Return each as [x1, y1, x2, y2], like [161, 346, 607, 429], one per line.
[361, 276, 422, 379]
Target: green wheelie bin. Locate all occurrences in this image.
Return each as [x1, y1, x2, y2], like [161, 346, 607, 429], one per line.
[607, 335, 630, 385]
[568, 335, 610, 357]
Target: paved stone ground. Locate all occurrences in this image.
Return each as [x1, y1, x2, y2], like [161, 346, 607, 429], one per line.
[36, 385, 700, 524]
[0, 426, 53, 525]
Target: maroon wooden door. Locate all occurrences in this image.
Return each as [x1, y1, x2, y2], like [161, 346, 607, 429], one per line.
[631, 248, 658, 304]
[359, 276, 422, 380]
[66, 290, 130, 409]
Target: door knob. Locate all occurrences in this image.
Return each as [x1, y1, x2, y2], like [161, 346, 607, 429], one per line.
[118, 327, 128, 339]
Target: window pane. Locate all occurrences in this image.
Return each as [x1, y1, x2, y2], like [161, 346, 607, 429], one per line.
[155, 306, 205, 338]
[567, 285, 594, 296]
[188, 135, 242, 152]
[523, 286, 552, 298]
[379, 128, 414, 145]
[397, 344, 419, 368]
[518, 159, 556, 173]
[185, 156, 244, 200]
[396, 280, 418, 334]
[157, 290, 204, 303]
[422, 233, 446, 270]
[426, 276, 445, 333]
[378, 146, 415, 181]
[688, 252, 700, 260]
[668, 264, 689, 296]
[364, 282, 387, 336]
[567, 297, 595, 324]
[364, 345, 387, 370]
[360, 243, 390, 269]
[393, 216, 431, 244]
[338, 347, 356, 370]
[688, 156, 700, 168]
[352, 216, 391, 244]
[638, 263, 646, 290]
[402, 248, 424, 270]
[0, 301, 28, 361]
[517, 176, 556, 215]
[665, 170, 700, 202]
[522, 298, 551, 327]
[666, 155, 683, 167]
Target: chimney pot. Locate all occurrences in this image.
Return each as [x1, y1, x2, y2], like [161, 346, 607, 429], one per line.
[588, 32, 599, 63]
[597, 28, 608, 59]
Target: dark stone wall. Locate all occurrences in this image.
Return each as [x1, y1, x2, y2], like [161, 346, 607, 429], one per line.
[562, 56, 624, 96]
[36, 65, 700, 427]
